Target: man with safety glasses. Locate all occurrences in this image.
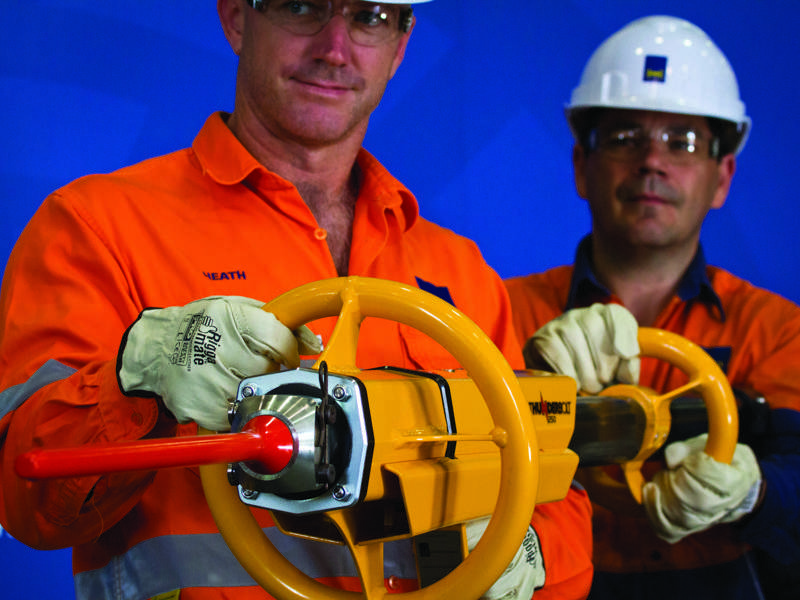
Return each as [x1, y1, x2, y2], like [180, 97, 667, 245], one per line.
[506, 15, 800, 600]
[0, 1, 592, 599]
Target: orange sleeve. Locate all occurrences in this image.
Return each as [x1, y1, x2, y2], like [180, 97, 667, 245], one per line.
[504, 270, 573, 347]
[532, 485, 593, 599]
[0, 190, 162, 549]
[503, 273, 592, 598]
[486, 268, 525, 370]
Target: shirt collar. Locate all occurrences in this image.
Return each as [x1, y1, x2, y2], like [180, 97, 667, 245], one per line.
[193, 112, 265, 185]
[566, 234, 725, 321]
[192, 113, 419, 232]
[355, 148, 419, 232]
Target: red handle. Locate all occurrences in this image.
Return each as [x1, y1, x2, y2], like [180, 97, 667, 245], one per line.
[15, 415, 294, 480]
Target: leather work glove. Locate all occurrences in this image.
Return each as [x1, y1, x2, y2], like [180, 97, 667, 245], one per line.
[643, 434, 763, 543]
[118, 296, 321, 431]
[466, 517, 545, 599]
[523, 303, 640, 393]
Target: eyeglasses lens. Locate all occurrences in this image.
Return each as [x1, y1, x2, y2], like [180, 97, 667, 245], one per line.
[264, 1, 405, 46]
[591, 127, 719, 163]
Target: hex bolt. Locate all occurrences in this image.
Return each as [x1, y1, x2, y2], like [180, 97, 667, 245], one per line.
[242, 488, 260, 500]
[241, 385, 256, 398]
[332, 385, 348, 401]
[332, 485, 350, 502]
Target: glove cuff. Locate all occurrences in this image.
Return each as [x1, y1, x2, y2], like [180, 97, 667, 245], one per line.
[117, 307, 183, 397]
[522, 526, 546, 592]
[725, 477, 764, 523]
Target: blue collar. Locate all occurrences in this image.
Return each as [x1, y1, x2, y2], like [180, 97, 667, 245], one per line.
[565, 235, 726, 321]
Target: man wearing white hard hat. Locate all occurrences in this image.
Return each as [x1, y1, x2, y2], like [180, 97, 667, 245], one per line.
[0, 1, 594, 599]
[506, 15, 800, 599]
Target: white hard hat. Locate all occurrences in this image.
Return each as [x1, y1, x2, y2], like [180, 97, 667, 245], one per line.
[567, 15, 750, 154]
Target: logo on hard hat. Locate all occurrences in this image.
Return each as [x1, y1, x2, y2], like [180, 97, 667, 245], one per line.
[643, 55, 667, 83]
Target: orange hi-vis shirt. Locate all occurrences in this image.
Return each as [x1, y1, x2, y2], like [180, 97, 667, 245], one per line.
[505, 236, 800, 583]
[0, 114, 591, 599]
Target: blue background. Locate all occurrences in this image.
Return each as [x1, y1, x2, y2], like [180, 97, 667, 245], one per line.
[2, 2, 798, 597]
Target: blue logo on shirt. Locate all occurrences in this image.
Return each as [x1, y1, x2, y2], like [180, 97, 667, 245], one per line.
[415, 277, 455, 306]
[643, 55, 668, 82]
[702, 346, 732, 374]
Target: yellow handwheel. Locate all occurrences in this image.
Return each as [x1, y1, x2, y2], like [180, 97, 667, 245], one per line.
[583, 327, 738, 507]
[199, 277, 538, 599]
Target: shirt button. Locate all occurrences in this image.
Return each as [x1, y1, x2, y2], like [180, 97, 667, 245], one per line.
[314, 228, 327, 240]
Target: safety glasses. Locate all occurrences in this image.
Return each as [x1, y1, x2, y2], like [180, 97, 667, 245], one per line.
[248, 0, 414, 47]
[588, 126, 721, 165]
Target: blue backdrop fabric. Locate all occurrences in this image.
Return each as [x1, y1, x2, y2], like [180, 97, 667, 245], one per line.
[2, 2, 798, 597]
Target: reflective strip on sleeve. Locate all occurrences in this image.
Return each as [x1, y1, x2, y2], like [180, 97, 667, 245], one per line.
[75, 528, 416, 600]
[0, 359, 77, 419]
